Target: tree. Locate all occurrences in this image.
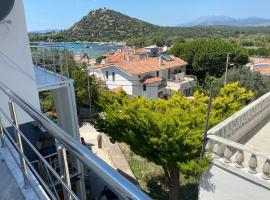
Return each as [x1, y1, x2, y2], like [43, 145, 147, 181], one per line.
[36, 48, 102, 114]
[96, 55, 107, 64]
[126, 37, 148, 48]
[214, 67, 270, 99]
[169, 39, 249, 81]
[69, 63, 101, 110]
[93, 83, 254, 200]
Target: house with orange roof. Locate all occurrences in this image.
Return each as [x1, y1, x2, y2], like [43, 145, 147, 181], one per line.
[90, 50, 196, 99]
[247, 57, 270, 75]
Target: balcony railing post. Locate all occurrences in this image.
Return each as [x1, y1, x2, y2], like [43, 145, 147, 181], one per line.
[0, 115, 5, 147]
[42, 48, 46, 69]
[8, 100, 30, 188]
[57, 143, 72, 200]
[58, 49, 64, 79]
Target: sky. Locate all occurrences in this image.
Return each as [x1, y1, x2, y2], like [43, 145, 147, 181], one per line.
[24, 0, 270, 31]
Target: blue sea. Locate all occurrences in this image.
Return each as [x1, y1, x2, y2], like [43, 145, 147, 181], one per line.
[31, 42, 125, 58]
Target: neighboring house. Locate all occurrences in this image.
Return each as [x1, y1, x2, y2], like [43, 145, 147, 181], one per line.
[90, 50, 196, 99]
[247, 57, 270, 75]
[199, 91, 270, 200]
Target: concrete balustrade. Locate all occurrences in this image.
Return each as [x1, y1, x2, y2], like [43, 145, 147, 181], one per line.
[208, 92, 270, 141]
[207, 135, 270, 180]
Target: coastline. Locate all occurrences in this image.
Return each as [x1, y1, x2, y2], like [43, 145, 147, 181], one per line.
[30, 41, 127, 46]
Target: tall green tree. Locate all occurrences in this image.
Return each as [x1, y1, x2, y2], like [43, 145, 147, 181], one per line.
[169, 39, 249, 81]
[94, 83, 253, 200]
[35, 49, 102, 113]
[69, 63, 101, 110]
[207, 67, 270, 100]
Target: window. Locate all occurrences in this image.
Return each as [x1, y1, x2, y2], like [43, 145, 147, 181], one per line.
[168, 69, 171, 79]
[112, 72, 115, 82]
[105, 71, 109, 80]
[138, 75, 141, 79]
[156, 71, 159, 77]
[143, 84, 147, 91]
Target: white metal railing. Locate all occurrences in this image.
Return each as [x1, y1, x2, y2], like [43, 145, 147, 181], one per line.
[31, 46, 71, 78]
[0, 81, 151, 200]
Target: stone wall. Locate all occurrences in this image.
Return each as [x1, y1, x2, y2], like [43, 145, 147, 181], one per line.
[208, 91, 270, 141]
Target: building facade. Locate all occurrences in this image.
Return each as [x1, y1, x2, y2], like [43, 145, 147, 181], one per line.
[91, 50, 196, 99]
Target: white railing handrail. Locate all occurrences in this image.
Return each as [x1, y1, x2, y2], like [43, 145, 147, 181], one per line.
[0, 81, 151, 200]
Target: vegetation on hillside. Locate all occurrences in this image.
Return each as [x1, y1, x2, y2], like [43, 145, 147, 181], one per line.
[93, 83, 254, 200]
[169, 39, 249, 80]
[212, 67, 270, 99]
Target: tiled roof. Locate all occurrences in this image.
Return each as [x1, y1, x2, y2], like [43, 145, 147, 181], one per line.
[110, 87, 123, 93]
[94, 51, 187, 75]
[254, 67, 270, 75]
[136, 48, 150, 54]
[140, 76, 163, 84]
[118, 57, 186, 75]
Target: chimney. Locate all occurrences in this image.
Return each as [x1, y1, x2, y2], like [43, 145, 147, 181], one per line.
[159, 56, 163, 66]
[126, 55, 132, 61]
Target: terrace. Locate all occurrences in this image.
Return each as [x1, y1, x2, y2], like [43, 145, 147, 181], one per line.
[199, 91, 270, 200]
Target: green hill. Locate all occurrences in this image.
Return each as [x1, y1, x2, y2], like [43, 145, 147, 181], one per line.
[64, 8, 159, 42]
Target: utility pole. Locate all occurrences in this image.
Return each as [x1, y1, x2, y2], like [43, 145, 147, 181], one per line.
[224, 53, 230, 86]
[200, 81, 214, 159]
[87, 75, 92, 118]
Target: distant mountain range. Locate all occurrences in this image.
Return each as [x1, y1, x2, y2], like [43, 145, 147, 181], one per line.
[179, 16, 270, 27]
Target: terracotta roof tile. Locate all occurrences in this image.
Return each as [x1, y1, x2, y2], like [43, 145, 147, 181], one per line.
[140, 76, 163, 84]
[136, 48, 150, 54]
[110, 87, 123, 93]
[115, 57, 187, 75]
[254, 67, 270, 75]
[94, 51, 187, 75]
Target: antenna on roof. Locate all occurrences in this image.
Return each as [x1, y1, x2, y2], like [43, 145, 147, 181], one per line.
[159, 56, 163, 66]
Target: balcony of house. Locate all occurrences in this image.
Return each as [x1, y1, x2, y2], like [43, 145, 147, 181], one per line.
[157, 79, 167, 90]
[166, 72, 197, 96]
[34, 66, 72, 92]
[0, 81, 151, 200]
[199, 91, 270, 200]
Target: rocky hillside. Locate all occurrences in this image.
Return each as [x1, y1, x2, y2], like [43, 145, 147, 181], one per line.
[65, 8, 159, 42]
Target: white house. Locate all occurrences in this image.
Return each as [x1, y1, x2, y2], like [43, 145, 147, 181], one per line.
[247, 57, 270, 75]
[90, 50, 196, 99]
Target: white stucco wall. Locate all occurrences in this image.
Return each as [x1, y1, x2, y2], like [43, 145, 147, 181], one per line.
[100, 67, 135, 95]
[145, 83, 159, 100]
[0, 0, 40, 126]
[199, 163, 270, 200]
